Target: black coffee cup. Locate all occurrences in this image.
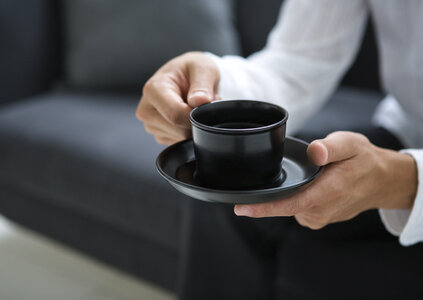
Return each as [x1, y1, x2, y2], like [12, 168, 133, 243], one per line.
[190, 100, 288, 190]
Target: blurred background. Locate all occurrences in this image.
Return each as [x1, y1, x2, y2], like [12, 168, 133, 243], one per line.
[0, 0, 381, 299]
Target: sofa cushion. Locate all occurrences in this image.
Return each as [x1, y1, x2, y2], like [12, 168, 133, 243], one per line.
[0, 91, 186, 250]
[0, 0, 60, 103]
[64, 0, 241, 91]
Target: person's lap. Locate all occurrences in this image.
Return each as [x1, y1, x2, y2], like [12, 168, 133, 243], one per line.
[178, 127, 423, 300]
[274, 213, 423, 299]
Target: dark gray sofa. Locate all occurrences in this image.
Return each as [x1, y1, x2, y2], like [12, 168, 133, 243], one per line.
[0, 0, 382, 292]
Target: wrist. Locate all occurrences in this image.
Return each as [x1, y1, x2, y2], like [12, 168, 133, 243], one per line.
[377, 148, 417, 210]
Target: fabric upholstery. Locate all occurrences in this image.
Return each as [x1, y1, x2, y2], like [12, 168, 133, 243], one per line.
[0, 90, 186, 250]
[64, 0, 241, 91]
[0, 182, 180, 290]
[0, 0, 60, 103]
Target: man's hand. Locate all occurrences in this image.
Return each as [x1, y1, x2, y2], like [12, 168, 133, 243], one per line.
[136, 52, 220, 145]
[234, 131, 418, 230]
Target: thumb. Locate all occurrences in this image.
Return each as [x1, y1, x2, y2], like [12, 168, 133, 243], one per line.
[306, 131, 365, 166]
[186, 62, 219, 107]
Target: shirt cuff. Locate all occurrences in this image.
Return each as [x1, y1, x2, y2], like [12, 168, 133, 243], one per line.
[379, 149, 423, 246]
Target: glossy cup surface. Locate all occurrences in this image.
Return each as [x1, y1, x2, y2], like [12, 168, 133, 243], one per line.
[190, 100, 288, 190]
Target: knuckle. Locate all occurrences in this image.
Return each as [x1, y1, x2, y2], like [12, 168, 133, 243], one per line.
[142, 78, 161, 96]
[327, 131, 342, 139]
[308, 222, 325, 230]
[297, 214, 329, 230]
[296, 215, 324, 230]
[155, 137, 168, 145]
[143, 124, 154, 134]
[142, 79, 153, 95]
[142, 78, 155, 94]
[318, 215, 331, 226]
[181, 51, 197, 59]
[135, 109, 142, 120]
[183, 51, 203, 60]
[295, 215, 308, 227]
[316, 208, 333, 222]
[167, 107, 185, 125]
[311, 214, 331, 230]
[136, 107, 148, 121]
[355, 132, 370, 145]
[166, 109, 179, 125]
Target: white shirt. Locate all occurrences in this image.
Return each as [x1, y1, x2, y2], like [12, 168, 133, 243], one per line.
[207, 0, 423, 246]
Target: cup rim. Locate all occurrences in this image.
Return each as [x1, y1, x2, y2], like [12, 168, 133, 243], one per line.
[190, 100, 288, 134]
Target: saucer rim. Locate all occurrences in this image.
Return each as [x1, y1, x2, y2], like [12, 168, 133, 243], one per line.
[156, 136, 323, 195]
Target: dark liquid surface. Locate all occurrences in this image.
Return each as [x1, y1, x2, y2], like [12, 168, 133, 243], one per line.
[213, 122, 265, 129]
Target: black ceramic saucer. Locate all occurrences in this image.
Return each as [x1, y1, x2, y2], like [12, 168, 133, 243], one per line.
[156, 137, 323, 204]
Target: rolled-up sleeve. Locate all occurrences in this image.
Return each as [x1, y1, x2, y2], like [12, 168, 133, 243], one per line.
[379, 149, 423, 246]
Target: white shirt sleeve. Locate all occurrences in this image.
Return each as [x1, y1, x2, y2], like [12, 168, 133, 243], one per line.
[379, 149, 423, 246]
[208, 0, 368, 135]
[374, 96, 423, 246]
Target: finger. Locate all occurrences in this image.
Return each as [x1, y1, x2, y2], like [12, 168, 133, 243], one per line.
[234, 172, 332, 218]
[153, 90, 192, 128]
[294, 214, 309, 228]
[145, 122, 191, 141]
[152, 111, 192, 139]
[136, 94, 153, 121]
[295, 214, 326, 230]
[138, 100, 191, 140]
[143, 79, 192, 128]
[186, 61, 219, 107]
[154, 135, 179, 146]
[234, 195, 305, 218]
[307, 131, 367, 166]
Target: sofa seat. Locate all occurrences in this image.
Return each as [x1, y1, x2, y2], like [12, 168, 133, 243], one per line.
[0, 90, 185, 252]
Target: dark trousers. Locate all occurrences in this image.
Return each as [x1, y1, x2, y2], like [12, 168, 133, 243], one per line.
[178, 127, 423, 300]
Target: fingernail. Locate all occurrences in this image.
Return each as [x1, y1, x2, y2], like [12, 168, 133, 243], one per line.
[315, 141, 328, 165]
[189, 91, 209, 106]
[308, 140, 328, 166]
[190, 91, 208, 98]
[234, 205, 252, 217]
